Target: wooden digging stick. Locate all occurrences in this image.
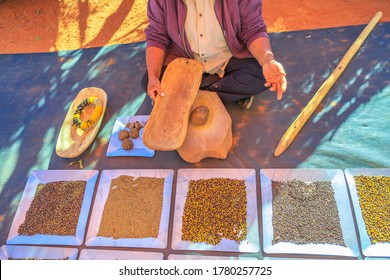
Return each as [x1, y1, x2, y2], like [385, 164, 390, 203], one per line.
[274, 11, 383, 157]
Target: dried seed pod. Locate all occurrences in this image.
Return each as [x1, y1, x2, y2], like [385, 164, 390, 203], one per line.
[118, 129, 129, 140]
[134, 121, 144, 130]
[121, 138, 133, 150]
[129, 127, 139, 139]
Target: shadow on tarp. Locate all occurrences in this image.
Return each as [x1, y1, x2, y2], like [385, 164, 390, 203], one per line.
[227, 23, 390, 169]
[0, 42, 149, 241]
[0, 23, 389, 243]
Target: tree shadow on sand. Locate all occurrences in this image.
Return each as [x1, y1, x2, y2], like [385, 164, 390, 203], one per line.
[78, 0, 138, 48]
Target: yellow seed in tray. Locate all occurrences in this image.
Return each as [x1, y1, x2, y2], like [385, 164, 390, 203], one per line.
[354, 175, 390, 244]
[181, 178, 247, 245]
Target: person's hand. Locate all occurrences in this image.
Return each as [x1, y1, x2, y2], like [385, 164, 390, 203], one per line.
[262, 60, 287, 100]
[147, 76, 164, 101]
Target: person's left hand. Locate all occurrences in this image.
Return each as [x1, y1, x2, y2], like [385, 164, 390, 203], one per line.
[262, 60, 287, 100]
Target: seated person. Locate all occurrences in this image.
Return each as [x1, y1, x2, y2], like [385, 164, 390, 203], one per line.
[141, 0, 287, 109]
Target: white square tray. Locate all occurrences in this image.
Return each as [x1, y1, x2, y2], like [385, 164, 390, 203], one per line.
[7, 169, 98, 246]
[172, 168, 260, 253]
[106, 115, 154, 157]
[85, 169, 173, 249]
[0, 245, 78, 260]
[168, 254, 257, 260]
[345, 168, 390, 257]
[260, 168, 359, 257]
[78, 249, 164, 260]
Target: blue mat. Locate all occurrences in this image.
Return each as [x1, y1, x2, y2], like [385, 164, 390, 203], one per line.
[0, 23, 389, 243]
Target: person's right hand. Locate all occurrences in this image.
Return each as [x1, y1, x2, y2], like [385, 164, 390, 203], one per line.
[262, 60, 287, 101]
[147, 76, 165, 101]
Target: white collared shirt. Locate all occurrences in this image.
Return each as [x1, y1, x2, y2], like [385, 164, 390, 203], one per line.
[184, 0, 232, 77]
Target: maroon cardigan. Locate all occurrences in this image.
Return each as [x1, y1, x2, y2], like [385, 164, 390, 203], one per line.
[145, 0, 269, 65]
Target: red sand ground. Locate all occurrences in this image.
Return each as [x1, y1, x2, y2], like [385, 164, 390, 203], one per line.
[0, 0, 389, 54]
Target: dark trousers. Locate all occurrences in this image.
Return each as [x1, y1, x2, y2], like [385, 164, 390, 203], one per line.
[141, 57, 269, 103]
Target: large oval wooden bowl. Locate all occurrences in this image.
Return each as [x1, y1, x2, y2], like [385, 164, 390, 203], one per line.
[143, 58, 203, 151]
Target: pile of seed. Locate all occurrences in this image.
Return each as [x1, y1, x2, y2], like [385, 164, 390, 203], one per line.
[98, 175, 164, 239]
[181, 178, 247, 245]
[118, 121, 144, 150]
[18, 180, 86, 236]
[354, 175, 390, 244]
[271, 179, 345, 246]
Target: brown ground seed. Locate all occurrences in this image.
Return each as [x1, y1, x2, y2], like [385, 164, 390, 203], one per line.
[98, 175, 165, 239]
[271, 179, 345, 246]
[181, 178, 247, 245]
[18, 180, 86, 236]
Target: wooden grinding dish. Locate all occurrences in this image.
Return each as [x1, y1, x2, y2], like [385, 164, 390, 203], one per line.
[56, 87, 107, 158]
[143, 58, 203, 151]
[177, 90, 233, 163]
